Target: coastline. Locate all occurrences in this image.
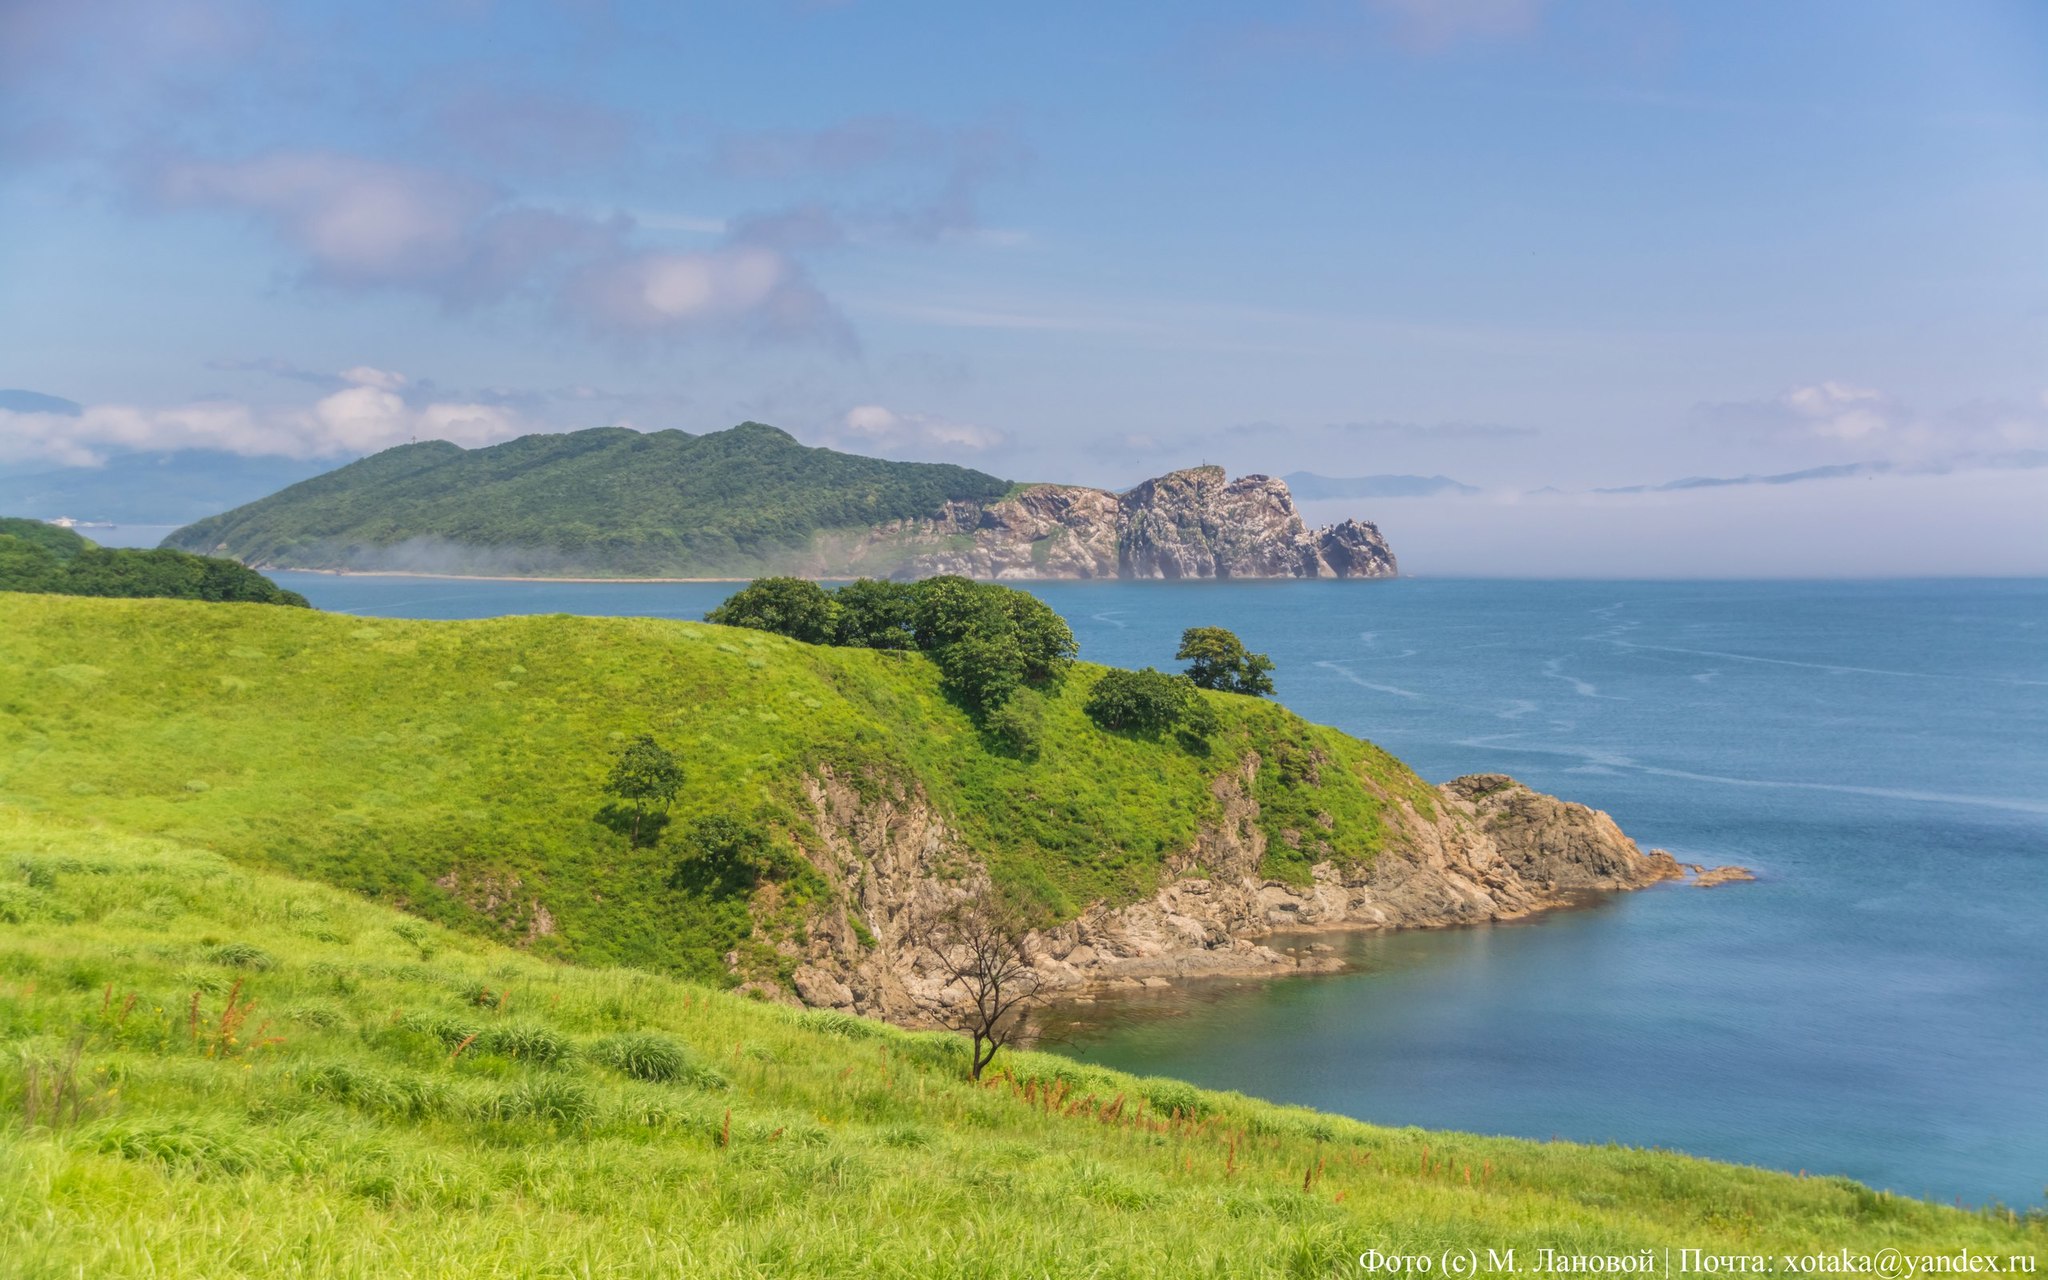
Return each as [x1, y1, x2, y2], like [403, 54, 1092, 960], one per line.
[267, 566, 760, 584]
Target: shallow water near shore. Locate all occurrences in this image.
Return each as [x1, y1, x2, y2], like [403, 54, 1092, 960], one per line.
[272, 572, 2048, 1207]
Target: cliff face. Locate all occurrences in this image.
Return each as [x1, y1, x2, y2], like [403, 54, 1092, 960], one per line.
[845, 465, 1397, 581]
[776, 764, 1683, 1024]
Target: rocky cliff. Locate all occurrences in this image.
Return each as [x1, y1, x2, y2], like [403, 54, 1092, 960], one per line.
[839, 465, 1397, 580]
[771, 764, 1693, 1024]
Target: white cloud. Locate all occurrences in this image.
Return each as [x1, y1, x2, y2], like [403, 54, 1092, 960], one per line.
[1782, 380, 1891, 440]
[1698, 381, 2048, 465]
[147, 149, 844, 342]
[0, 367, 531, 465]
[837, 404, 1006, 454]
[339, 365, 408, 392]
[158, 151, 502, 284]
[564, 246, 846, 343]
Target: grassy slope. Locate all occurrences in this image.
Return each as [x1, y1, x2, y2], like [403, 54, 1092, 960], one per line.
[161, 424, 1014, 577]
[0, 594, 1432, 984]
[2, 809, 2038, 1278]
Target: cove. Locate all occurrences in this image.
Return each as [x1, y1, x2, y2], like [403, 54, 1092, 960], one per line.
[272, 572, 2048, 1208]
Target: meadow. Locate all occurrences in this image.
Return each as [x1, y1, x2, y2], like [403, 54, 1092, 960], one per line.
[0, 593, 1430, 984]
[3, 807, 2039, 1278]
[3, 592, 2041, 1275]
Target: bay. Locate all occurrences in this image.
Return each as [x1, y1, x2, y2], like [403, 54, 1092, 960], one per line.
[272, 572, 2048, 1207]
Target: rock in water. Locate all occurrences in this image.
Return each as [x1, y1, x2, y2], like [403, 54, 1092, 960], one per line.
[1317, 518, 1400, 579]
[892, 465, 1399, 580]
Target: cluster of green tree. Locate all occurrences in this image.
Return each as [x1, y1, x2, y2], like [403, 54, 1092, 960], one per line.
[0, 517, 309, 607]
[706, 578, 1282, 761]
[1081, 627, 1278, 735]
[162, 423, 1017, 576]
[707, 576, 1078, 753]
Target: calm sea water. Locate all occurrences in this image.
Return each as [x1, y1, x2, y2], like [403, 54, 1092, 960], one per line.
[273, 573, 2048, 1207]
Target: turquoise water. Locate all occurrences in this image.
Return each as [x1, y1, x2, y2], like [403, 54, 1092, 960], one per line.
[274, 573, 2048, 1207]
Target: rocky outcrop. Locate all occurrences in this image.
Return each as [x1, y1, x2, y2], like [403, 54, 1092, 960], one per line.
[1689, 864, 1756, 888]
[840, 465, 1397, 581]
[770, 763, 1684, 1025]
[1316, 519, 1400, 580]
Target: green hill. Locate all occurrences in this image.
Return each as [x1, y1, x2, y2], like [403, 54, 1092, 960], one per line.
[0, 593, 1423, 984]
[1, 595, 2041, 1271]
[160, 423, 1014, 577]
[0, 517, 308, 607]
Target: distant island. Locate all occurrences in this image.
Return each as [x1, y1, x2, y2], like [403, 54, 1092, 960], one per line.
[161, 423, 1398, 581]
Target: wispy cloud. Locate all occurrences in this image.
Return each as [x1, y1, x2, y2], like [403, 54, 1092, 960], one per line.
[143, 147, 852, 347]
[711, 116, 1029, 245]
[829, 404, 1007, 456]
[1694, 382, 2048, 461]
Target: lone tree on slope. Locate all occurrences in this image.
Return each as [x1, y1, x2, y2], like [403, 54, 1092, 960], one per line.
[913, 891, 1041, 1081]
[605, 734, 683, 843]
[1176, 626, 1276, 697]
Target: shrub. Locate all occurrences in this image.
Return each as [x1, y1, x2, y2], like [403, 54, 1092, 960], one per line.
[490, 1077, 596, 1128]
[475, 1021, 573, 1067]
[284, 1001, 346, 1029]
[90, 1115, 271, 1175]
[796, 1009, 888, 1041]
[673, 815, 803, 890]
[705, 577, 838, 645]
[0, 883, 48, 924]
[588, 1031, 692, 1083]
[934, 629, 1025, 714]
[202, 940, 276, 970]
[1085, 668, 1207, 736]
[1139, 1077, 1210, 1120]
[397, 1011, 479, 1049]
[984, 688, 1045, 758]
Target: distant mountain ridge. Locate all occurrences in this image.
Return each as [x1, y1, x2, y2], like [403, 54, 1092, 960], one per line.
[164, 424, 1398, 580]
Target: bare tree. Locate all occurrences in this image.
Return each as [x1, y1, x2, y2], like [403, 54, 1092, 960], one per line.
[913, 892, 1041, 1081]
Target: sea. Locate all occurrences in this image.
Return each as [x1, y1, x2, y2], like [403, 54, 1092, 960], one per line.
[271, 572, 2048, 1208]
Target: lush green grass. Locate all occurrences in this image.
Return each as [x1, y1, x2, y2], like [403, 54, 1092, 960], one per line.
[2, 808, 2037, 1278]
[0, 594, 1432, 985]
[162, 423, 1013, 577]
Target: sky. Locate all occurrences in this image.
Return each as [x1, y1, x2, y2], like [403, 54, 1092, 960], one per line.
[2, 0, 2045, 574]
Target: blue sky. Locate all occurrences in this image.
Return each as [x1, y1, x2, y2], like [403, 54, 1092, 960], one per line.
[2, 0, 2044, 572]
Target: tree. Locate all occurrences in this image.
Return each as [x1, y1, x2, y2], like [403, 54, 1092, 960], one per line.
[907, 575, 987, 650]
[705, 577, 838, 644]
[914, 892, 1041, 1081]
[604, 734, 682, 842]
[0, 535, 66, 594]
[1085, 667, 1189, 733]
[1176, 626, 1275, 697]
[831, 578, 919, 650]
[905, 577, 1076, 716]
[997, 589, 1078, 684]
